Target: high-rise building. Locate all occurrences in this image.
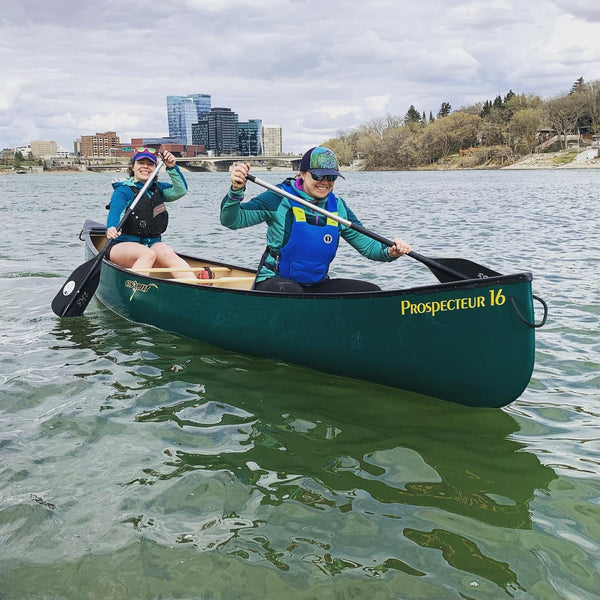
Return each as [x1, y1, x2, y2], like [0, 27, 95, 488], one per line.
[186, 94, 211, 120]
[239, 119, 263, 156]
[167, 94, 211, 144]
[192, 121, 209, 148]
[262, 126, 283, 155]
[79, 131, 120, 157]
[207, 107, 239, 155]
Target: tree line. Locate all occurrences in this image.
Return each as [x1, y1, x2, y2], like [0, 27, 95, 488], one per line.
[323, 77, 600, 169]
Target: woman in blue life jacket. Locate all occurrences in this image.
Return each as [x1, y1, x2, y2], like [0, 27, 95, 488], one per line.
[106, 148, 191, 278]
[220, 146, 411, 293]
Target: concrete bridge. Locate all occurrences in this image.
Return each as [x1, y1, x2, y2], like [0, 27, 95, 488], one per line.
[175, 154, 302, 172]
[80, 154, 303, 173]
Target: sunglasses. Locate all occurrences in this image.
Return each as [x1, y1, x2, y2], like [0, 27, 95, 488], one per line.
[309, 172, 338, 182]
[136, 147, 157, 154]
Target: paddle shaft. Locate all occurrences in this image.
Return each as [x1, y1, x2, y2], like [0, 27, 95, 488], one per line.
[245, 174, 469, 281]
[54, 160, 165, 317]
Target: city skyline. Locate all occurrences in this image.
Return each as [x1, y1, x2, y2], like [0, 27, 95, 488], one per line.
[167, 94, 265, 155]
[15, 93, 280, 158]
[2, 1, 599, 153]
[14, 92, 283, 158]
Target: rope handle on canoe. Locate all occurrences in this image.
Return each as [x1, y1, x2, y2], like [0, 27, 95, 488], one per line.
[509, 294, 548, 328]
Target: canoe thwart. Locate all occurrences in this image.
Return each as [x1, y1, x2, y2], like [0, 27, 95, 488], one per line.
[178, 276, 256, 285]
[132, 266, 233, 274]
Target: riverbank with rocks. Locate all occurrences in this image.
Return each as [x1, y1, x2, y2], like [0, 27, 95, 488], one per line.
[501, 148, 600, 169]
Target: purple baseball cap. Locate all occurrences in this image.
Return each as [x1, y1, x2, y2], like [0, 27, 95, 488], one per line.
[132, 147, 158, 163]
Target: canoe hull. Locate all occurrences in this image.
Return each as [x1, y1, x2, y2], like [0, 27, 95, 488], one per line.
[83, 222, 537, 408]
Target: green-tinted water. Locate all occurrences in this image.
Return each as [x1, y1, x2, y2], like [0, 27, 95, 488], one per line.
[1, 169, 598, 599]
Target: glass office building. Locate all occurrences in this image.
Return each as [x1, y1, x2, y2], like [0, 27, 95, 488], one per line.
[167, 94, 211, 144]
[207, 107, 239, 155]
[239, 119, 263, 156]
[191, 121, 209, 149]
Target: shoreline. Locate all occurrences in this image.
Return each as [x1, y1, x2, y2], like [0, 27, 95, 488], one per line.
[3, 149, 600, 175]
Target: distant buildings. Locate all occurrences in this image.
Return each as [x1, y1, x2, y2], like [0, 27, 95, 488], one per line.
[167, 93, 273, 156]
[67, 93, 282, 158]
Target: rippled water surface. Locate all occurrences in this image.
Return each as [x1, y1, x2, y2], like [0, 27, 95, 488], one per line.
[1, 169, 599, 599]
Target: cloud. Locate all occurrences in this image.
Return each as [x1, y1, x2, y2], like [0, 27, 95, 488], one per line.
[552, 0, 600, 23]
[1, 0, 599, 152]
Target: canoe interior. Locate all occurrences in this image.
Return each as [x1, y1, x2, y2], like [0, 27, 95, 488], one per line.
[91, 228, 256, 289]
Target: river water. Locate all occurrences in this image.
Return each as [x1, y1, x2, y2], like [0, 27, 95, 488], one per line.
[1, 168, 598, 600]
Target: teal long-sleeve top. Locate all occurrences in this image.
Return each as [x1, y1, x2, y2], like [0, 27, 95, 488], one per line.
[220, 177, 397, 282]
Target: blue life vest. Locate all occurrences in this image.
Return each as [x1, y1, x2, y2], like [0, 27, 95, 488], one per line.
[277, 189, 340, 285]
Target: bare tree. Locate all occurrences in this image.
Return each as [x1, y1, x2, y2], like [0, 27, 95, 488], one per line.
[508, 108, 543, 154]
[544, 94, 588, 149]
[583, 80, 600, 133]
[357, 114, 403, 140]
[421, 112, 481, 162]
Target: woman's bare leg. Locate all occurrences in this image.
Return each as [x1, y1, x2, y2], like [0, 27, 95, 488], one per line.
[109, 242, 157, 270]
[151, 243, 191, 279]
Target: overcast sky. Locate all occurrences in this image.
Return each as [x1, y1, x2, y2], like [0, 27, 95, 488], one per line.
[1, 0, 599, 153]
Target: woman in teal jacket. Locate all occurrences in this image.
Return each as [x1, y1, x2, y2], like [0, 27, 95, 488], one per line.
[221, 146, 411, 293]
[107, 148, 191, 278]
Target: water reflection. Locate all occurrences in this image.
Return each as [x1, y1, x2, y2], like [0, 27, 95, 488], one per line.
[102, 333, 557, 592]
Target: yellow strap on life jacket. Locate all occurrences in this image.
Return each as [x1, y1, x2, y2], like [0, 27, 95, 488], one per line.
[292, 206, 307, 222]
[292, 205, 340, 227]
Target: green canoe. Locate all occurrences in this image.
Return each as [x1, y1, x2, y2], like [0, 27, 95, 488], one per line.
[81, 220, 545, 408]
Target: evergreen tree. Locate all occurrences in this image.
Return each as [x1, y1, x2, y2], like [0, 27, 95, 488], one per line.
[422, 111, 427, 124]
[479, 100, 490, 118]
[438, 102, 451, 118]
[493, 95, 504, 109]
[429, 111, 435, 123]
[504, 89, 515, 104]
[570, 76, 585, 94]
[480, 100, 492, 118]
[405, 105, 422, 123]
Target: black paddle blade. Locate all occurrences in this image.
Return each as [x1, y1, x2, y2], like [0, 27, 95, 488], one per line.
[51, 257, 102, 317]
[429, 258, 502, 283]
